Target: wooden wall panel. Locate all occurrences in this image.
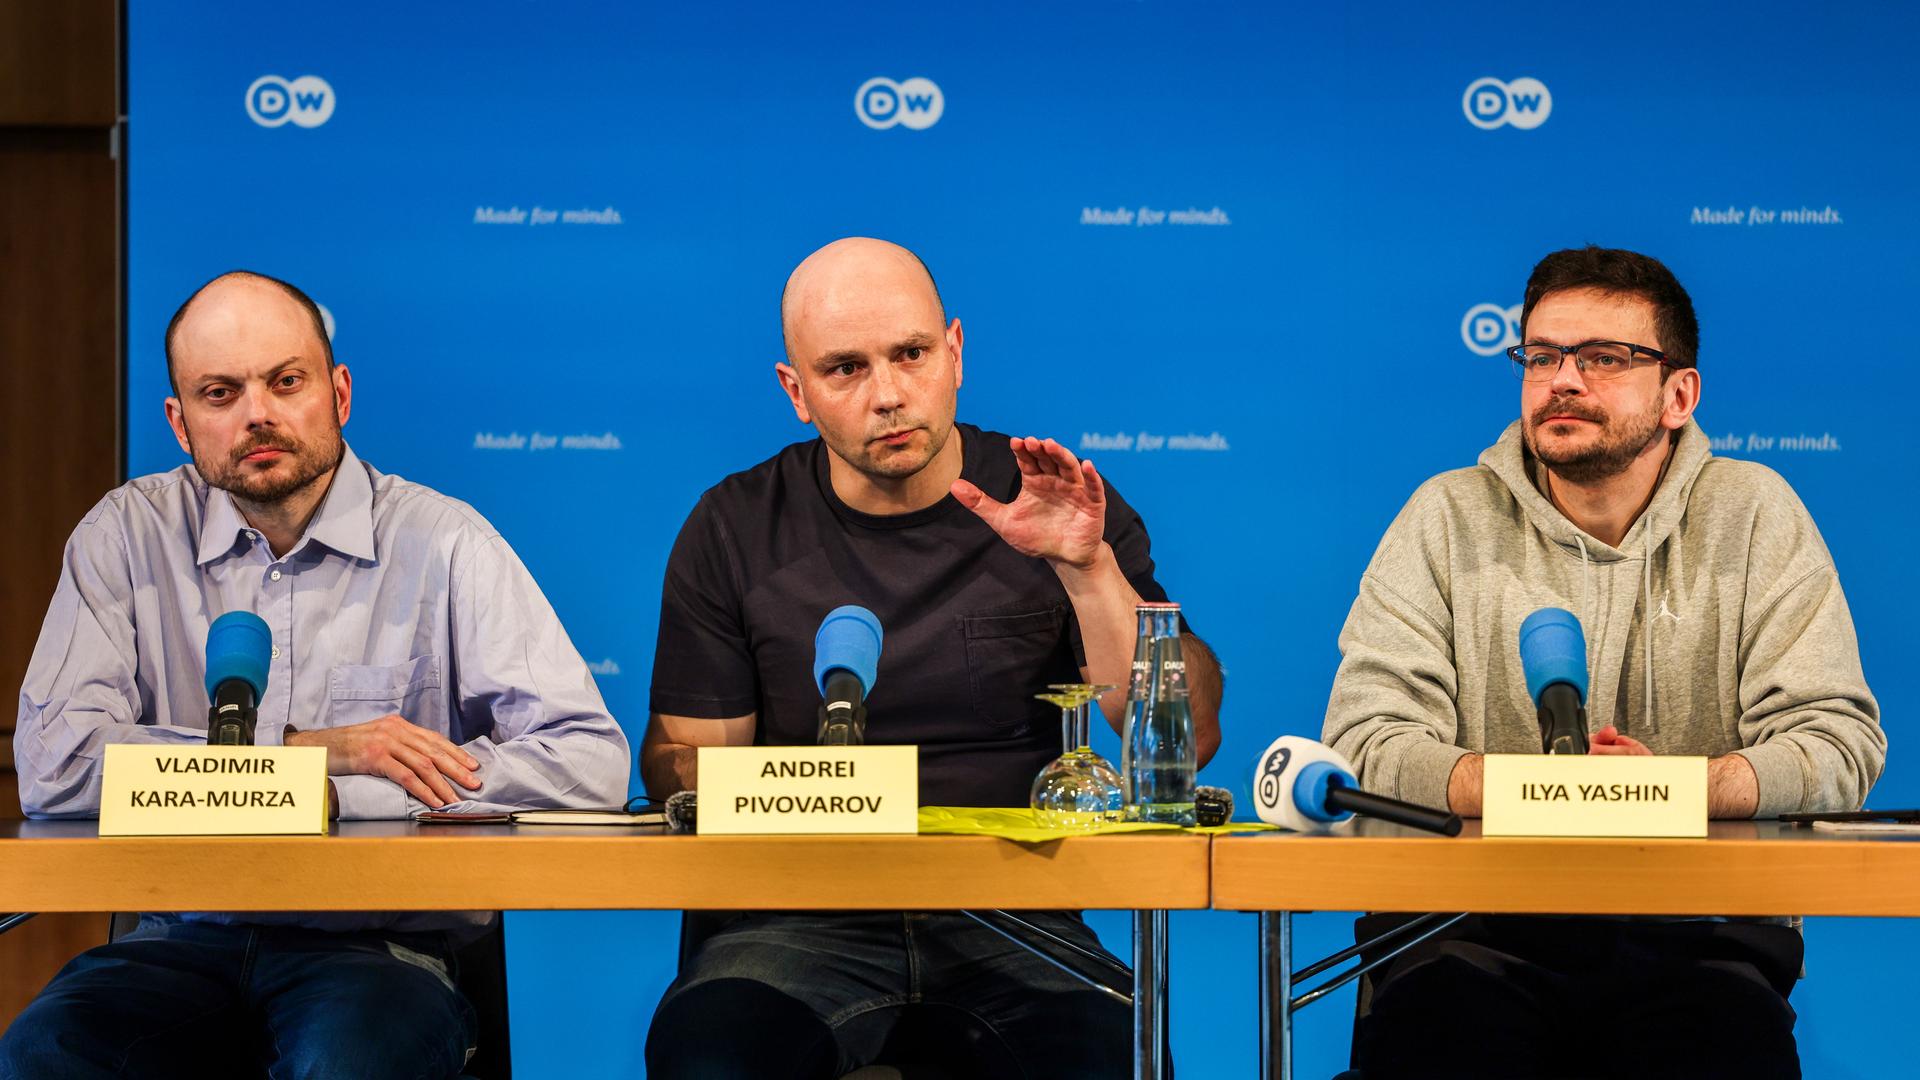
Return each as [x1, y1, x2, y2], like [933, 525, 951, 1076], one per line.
[0, 0, 121, 1039]
[0, 3, 118, 125]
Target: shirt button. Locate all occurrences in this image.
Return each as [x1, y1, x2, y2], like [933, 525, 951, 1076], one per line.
[270, 569, 282, 581]
[246, 530, 257, 541]
[271, 646, 282, 659]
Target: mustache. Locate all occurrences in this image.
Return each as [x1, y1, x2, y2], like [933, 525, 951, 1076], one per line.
[869, 416, 921, 439]
[1530, 398, 1608, 426]
[231, 433, 301, 462]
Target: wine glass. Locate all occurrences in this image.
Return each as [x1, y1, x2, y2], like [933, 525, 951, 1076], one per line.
[1029, 684, 1125, 830]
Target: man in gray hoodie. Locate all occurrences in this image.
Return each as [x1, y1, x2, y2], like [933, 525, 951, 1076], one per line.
[1325, 246, 1884, 1079]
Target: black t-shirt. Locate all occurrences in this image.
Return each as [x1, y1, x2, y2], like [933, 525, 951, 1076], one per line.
[649, 423, 1174, 806]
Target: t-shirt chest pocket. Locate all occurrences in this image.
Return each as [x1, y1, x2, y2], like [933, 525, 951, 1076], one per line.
[960, 607, 1070, 733]
[325, 654, 448, 730]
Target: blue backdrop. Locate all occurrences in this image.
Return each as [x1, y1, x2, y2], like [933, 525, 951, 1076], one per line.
[127, 2, 1918, 1075]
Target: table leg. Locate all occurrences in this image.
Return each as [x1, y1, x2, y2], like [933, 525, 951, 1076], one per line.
[1133, 908, 1168, 1080]
[1259, 910, 1292, 1080]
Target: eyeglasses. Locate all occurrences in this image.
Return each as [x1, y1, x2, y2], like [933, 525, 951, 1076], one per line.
[1506, 340, 1675, 382]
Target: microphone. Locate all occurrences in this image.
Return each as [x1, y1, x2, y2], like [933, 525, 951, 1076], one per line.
[813, 605, 882, 746]
[1252, 735, 1462, 836]
[1519, 607, 1589, 755]
[1194, 785, 1234, 828]
[664, 790, 698, 833]
[204, 611, 272, 746]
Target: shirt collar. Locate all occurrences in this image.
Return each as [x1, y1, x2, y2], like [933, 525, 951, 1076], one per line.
[194, 444, 378, 566]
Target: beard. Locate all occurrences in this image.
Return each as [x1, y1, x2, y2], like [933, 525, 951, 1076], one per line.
[190, 422, 345, 505]
[1523, 393, 1667, 484]
[836, 413, 951, 481]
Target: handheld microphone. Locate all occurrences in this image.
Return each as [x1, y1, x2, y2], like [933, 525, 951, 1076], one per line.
[1519, 608, 1589, 755]
[204, 611, 272, 746]
[1252, 735, 1462, 836]
[813, 605, 882, 746]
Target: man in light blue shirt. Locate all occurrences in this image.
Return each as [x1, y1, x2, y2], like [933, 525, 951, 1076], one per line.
[2, 271, 629, 1079]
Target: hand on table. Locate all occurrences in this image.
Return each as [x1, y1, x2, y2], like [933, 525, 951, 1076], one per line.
[286, 715, 482, 808]
[951, 436, 1107, 569]
[1589, 725, 1653, 756]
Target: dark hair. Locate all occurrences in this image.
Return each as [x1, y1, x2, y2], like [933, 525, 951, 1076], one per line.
[164, 270, 334, 394]
[1521, 246, 1698, 370]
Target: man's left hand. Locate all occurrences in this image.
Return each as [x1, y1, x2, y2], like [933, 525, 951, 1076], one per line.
[951, 436, 1106, 568]
[1589, 725, 1653, 756]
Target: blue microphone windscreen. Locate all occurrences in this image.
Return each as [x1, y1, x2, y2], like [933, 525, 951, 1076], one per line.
[1518, 607, 1588, 704]
[204, 610, 272, 701]
[813, 605, 883, 697]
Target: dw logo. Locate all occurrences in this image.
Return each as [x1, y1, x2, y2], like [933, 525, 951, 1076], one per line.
[1462, 77, 1551, 130]
[245, 75, 336, 128]
[855, 77, 944, 130]
[1256, 745, 1291, 811]
[1461, 302, 1522, 357]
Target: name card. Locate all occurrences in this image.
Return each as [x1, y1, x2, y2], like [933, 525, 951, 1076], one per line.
[697, 746, 917, 835]
[100, 745, 329, 836]
[1483, 754, 1707, 837]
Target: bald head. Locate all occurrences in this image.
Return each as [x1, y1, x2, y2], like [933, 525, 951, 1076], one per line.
[165, 271, 333, 395]
[772, 238, 965, 499]
[781, 238, 945, 361]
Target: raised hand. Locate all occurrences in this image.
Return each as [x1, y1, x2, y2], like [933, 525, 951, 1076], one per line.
[951, 436, 1107, 568]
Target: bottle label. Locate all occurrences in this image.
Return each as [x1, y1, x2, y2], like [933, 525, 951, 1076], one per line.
[1155, 659, 1188, 700]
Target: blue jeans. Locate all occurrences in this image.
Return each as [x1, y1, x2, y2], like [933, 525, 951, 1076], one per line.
[0, 915, 475, 1080]
[646, 911, 1133, 1079]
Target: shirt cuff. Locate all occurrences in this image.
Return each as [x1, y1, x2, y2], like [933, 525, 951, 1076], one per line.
[1391, 739, 1473, 813]
[1732, 742, 1810, 818]
[330, 774, 418, 821]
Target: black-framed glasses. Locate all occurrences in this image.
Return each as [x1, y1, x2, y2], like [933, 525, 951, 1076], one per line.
[1506, 340, 1675, 382]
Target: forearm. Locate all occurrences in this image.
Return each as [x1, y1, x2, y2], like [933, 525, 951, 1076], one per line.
[1708, 752, 1761, 819]
[1051, 542, 1143, 729]
[1180, 634, 1223, 766]
[641, 735, 700, 798]
[1732, 716, 1884, 816]
[16, 708, 208, 818]
[451, 723, 631, 812]
[1446, 752, 1483, 817]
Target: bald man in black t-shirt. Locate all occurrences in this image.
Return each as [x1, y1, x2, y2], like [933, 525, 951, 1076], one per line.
[641, 238, 1222, 1078]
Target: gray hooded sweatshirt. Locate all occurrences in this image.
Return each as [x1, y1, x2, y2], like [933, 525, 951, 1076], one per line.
[1325, 419, 1884, 817]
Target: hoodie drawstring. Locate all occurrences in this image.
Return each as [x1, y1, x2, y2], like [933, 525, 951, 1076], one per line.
[1574, 533, 1593, 688]
[1574, 528, 1663, 738]
[1642, 522, 1659, 736]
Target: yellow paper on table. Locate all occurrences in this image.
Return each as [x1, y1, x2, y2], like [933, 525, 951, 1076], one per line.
[100, 745, 329, 836]
[1482, 754, 1708, 838]
[917, 806, 1176, 843]
[916, 807, 1277, 843]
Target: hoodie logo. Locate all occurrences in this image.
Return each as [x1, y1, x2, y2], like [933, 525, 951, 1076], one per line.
[1655, 598, 1682, 624]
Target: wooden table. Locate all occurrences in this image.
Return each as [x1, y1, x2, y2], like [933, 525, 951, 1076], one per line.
[0, 820, 1208, 911]
[1212, 819, 1920, 1080]
[0, 821, 1209, 1078]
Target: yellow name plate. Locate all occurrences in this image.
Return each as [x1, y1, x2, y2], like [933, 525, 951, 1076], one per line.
[1483, 754, 1707, 838]
[99, 745, 329, 836]
[697, 746, 918, 835]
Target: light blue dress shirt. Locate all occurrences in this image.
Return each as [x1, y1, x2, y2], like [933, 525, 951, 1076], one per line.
[14, 444, 630, 932]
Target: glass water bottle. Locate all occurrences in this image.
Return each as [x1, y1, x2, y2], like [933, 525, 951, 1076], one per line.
[1127, 602, 1196, 825]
